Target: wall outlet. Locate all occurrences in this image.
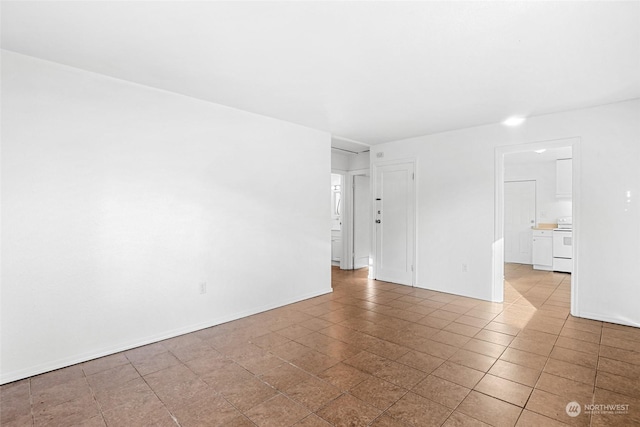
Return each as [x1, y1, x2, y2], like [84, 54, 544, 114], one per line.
[376, 152, 384, 158]
[462, 263, 468, 272]
[199, 282, 207, 294]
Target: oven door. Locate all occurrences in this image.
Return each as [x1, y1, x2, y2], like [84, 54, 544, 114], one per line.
[553, 230, 572, 258]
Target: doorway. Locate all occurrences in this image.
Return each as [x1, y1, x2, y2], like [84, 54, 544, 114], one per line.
[372, 161, 415, 286]
[494, 138, 580, 316]
[330, 173, 343, 267]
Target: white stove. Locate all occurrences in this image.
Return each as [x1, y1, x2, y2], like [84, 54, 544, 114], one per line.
[553, 217, 572, 273]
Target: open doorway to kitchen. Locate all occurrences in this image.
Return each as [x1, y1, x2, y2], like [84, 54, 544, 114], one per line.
[494, 138, 580, 317]
[330, 172, 344, 267]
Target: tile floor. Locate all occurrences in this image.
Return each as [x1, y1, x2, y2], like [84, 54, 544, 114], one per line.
[2, 264, 640, 426]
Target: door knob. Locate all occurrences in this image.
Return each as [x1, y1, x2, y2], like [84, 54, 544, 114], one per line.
[375, 220, 381, 224]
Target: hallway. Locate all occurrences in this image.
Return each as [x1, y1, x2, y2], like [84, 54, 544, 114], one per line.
[2, 266, 639, 426]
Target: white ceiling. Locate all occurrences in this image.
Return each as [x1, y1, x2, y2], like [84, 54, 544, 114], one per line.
[2, 1, 639, 145]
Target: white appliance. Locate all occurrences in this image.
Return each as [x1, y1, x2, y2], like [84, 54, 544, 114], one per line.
[553, 217, 572, 273]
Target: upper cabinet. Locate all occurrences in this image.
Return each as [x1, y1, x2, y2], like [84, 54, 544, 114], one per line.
[556, 158, 572, 198]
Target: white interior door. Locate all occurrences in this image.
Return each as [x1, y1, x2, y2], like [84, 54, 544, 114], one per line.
[374, 162, 414, 285]
[353, 175, 370, 269]
[504, 180, 536, 264]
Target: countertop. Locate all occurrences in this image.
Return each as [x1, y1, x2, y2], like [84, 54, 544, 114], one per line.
[531, 223, 557, 230]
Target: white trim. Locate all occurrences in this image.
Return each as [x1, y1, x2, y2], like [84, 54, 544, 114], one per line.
[343, 173, 355, 270]
[578, 311, 640, 329]
[494, 137, 581, 308]
[0, 288, 332, 385]
[342, 168, 371, 270]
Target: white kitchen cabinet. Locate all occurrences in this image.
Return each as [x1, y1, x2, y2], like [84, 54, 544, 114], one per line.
[532, 229, 553, 271]
[556, 159, 572, 198]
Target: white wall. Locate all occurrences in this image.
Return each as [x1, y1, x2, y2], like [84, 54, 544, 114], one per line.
[331, 150, 350, 171]
[371, 99, 640, 327]
[1, 51, 331, 384]
[504, 161, 572, 224]
[331, 150, 370, 172]
[349, 151, 370, 171]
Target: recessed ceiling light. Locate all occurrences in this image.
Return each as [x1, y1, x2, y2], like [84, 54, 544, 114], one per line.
[503, 116, 526, 127]
[534, 149, 547, 154]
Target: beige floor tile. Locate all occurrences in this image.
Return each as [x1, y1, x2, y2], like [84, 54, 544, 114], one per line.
[396, 350, 445, 374]
[373, 360, 427, 389]
[516, 409, 570, 426]
[350, 376, 407, 410]
[317, 362, 370, 391]
[499, 348, 547, 371]
[294, 414, 333, 427]
[484, 322, 521, 336]
[525, 389, 591, 426]
[474, 374, 532, 407]
[549, 346, 598, 369]
[598, 345, 640, 366]
[86, 363, 141, 393]
[448, 349, 496, 372]
[555, 336, 600, 355]
[474, 329, 515, 346]
[432, 361, 484, 389]
[457, 390, 522, 427]
[245, 394, 310, 427]
[463, 338, 506, 358]
[543, 358, 596, 386]
[259, 362, 313, 393]
[559, 327, 601, 344]
[129, 351, 181, 376]
[488, 360, 541, 387]
[596, 370, 640, 399]
[93, 378, 155, 413]
[591, 387, 640, 427]
[534, 373, 594, 401]
[442, 411, 491, 426]
[386, 391, 451, 427]
[100, 392, 173, 427]
[508, 337, 554, 357]
[290, 350, 341, 375]
[369, 413, 412, 427]
[220, 376, 278, 412]
[285, 376, 342, 411]
[82, 354, 130, 376]
[412, 375, 470, 409]
[597, 357, 640, 379]
[31, 377, 92, 413]
[316, 393, 382, 427]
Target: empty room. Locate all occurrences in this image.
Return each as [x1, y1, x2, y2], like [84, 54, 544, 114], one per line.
[2, 1, 639, 426]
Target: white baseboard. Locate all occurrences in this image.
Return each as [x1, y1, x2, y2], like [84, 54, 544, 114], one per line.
[573, 311, 640, 329]
[0, 288, 332, 385]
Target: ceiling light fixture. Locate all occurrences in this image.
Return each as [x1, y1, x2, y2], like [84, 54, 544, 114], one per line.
[503, 116, 526, 127]
[534, 149, 547, 154]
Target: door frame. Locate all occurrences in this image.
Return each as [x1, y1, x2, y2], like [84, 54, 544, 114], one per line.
[503, 179, 537, 264]
[493, 137, 581, 316]
[371, 158, 417, 285]
[342, 168, 370, 270]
